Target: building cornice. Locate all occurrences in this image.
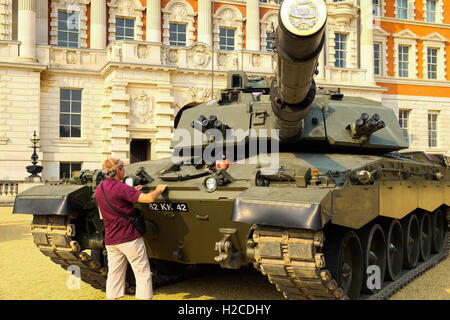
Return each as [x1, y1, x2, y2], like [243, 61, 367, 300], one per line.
[376, 76, 450, 88]
[379, 17, 450, 30]
[0, 62, 47, 72]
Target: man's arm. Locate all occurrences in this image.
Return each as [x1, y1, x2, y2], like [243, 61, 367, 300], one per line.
[137, 185, 167, 203]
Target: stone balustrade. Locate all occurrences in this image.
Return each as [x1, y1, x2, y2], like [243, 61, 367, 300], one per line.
[322, 66, 369, 86]
[0, 180, 19, 206]
[0, 180, 46, 207]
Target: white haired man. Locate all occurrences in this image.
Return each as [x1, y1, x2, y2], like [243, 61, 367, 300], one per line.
[95, 157, 166, 300]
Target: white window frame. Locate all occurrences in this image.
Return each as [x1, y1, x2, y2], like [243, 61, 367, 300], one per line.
[50, 0, 89, 48]
[395, 0, 415, 20]
[373, 26, 389, 77]
[398, 45, 409, 77]
[162, 0, 196, 47]
[59, 88, 82, 139]
[334, 32, 347, 68]
[108, 0, 144, 42]
[372, 0, 386, 17]
[59, 162, 82, 179]
[398, 109, 411, 146]
[427, 111, 439, 148]
[213, 5, 244, 51]
[57, 10, 80, 48]
[393, 29, 419, 79]
[169, 22, 187, 47]
[115, 17, 135, 41]
[422, 32, 447, 81]
[423, 0, 443, 23]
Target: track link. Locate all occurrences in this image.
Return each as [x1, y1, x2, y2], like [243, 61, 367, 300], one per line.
[253, 225, 449, 300]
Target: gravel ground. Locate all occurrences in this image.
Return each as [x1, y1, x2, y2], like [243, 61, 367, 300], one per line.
[0, 206, 449, 300]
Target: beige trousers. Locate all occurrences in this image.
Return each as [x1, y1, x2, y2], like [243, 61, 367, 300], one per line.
[105, 237, 153, 300]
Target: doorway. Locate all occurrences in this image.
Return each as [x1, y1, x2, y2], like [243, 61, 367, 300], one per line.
[130, 139, 151, 163]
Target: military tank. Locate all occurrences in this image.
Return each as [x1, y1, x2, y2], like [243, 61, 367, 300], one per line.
[13, 0, 449, 300]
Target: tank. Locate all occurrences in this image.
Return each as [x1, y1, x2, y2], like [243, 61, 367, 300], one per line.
[13, 0, 449, 300]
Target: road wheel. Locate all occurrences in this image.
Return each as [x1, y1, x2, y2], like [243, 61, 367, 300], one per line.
[431, 209, 446, 254]
[358, 223, 386, 293]
[324, 229, 363, 300]
[419, 213, 432, 262]
[382, 219, 403, 281]
[402, 214, 420, 269]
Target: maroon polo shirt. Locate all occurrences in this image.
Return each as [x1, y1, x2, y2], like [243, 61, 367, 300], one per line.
[95, 178, 142, 245]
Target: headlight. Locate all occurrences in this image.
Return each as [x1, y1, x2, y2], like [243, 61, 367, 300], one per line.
[124, 176, 134, 187]
[204, 177, 217, 192]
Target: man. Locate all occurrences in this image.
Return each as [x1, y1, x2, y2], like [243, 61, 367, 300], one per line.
[95, 157, 167, 300]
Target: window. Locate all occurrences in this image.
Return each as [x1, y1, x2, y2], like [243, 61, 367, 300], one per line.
[116, 17, 134, 40]
[266, 31, 274, 51]
[169, 23, 187, 46]
[427, 48, 438, 79]
[58, 11, 79, 48]
[397, 0, 408, 19]
[334, 33, 347, 68]
[60, 162, 82, 179]
[398, 110, 410, 145]
[374, 43, 381, 75]
[219, 28, 235, 51]
[426, 0, 436, 22]
[60, 89, 82, 138]
[428, 112, 438, 147]
[373, 0, 381, 16]
[398, 45, 409, 77]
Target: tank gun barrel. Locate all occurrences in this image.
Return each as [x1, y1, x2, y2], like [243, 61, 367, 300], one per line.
[271, 0, 327, 141]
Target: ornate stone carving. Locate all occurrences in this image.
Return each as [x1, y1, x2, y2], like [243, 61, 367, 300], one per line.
[217, 53, 227, 67]
[188, 87, 212, 103]
[131, 91, 153, 124]
[260, 10, 278, 52]
[188, 43, 211, 69]
[66, 50, 77, 64]
[252, 53, 261, 68]
[137, 44, 148, 59]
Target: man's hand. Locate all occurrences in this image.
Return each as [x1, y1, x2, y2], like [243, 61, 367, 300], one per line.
[156, 184, 167, 193]
[137, 184, 168, 204]
[135, 185, 144, 191]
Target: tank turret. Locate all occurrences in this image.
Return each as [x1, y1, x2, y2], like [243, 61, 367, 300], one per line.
[270, 0, 327, 142]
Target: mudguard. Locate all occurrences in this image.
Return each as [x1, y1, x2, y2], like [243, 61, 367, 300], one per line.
[231, 187, 332, 230]
[13, 184, 91, 215]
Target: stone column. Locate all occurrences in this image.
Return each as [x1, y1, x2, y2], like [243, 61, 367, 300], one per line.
[36, 0, 48, 45]
[146, 0, 161, 42]
[17, 0, 37, 62]
[246, 0, 260, 51]
[91, 0, 106, 49]
[360, 0, 375, 84]
[198, 0, 212, 47]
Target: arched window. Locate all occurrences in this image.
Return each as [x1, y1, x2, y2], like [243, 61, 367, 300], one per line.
[213, 6, 244, 51]
[162, 0, 196, 47]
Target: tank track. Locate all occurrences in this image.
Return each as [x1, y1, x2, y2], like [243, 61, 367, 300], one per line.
[29, 214, 449, 299]
[30, 215, 183, 294]
[253, 224, 449, 300]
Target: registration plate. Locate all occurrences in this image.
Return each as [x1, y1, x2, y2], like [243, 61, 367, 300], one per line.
[148, 202, 189, 212]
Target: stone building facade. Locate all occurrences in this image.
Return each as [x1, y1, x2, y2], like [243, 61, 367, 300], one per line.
[0, 0, 447, 182]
